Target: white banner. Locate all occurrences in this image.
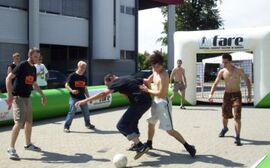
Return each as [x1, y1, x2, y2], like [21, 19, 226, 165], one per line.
[87, 88, 112, 110]
[0, 98, 13, 121]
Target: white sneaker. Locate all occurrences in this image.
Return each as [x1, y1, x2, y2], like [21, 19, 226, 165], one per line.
[7, 148, 20, 160]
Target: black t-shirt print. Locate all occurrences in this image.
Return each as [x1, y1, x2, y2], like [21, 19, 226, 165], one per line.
[67, 72, 87, 100]
[12, 61, 36, 97]
[108, 75, 152, 104]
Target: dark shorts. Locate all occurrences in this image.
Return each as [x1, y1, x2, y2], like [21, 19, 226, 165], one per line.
[173, 81, 186, 92]
[222, 92, 242, 119]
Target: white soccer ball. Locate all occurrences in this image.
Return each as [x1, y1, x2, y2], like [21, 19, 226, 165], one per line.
[112, 153, 128, 168]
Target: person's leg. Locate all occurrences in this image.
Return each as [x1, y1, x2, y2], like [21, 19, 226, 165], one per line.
[222, 117, 229, 128]
[8, 96, 24, 159]
[180, 89, 186, 109]
[147, 123, 155, 141]
[143, 123, 155, 149]
[131, 103, 152, 160]
[22, 98, 40, 151]
[170, 91, 177, 100]
[117, 103, 151, 159]
[64, 98, 77, 130]
[24, 98, 33, 146]
[166, 129, 196, 157]
[10, 96, 26, 149]
[8, 122, 22, 159]
[80, 103, 94, 129]
[118, 102, 150, 139]
[220, 92, 231, 137]
[10, 122, 22, 148]
[117, 105, 142, 139]
[233, 112, 241, 146]
[24, 121, 32, 146]
[219, 117, 229, 137]
[234, 117, 241, 140]
[166, 129, 186, 144]
[232, 93, 242, 145]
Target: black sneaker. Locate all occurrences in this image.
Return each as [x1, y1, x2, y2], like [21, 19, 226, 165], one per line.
[234, 137, 242, 146]
[127, 143, 138, 151]
[180, 105, 186, 110]
[219, 128, 228, 137]
[144, 141, 153, 149]
[24, 143, 41, 152]
[186, 145, 196, 157]
[86, 124, 95, 130]
[134, 144, 150, 160]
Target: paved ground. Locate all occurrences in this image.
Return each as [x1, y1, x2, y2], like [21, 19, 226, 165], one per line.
[0, 105, 269, 168]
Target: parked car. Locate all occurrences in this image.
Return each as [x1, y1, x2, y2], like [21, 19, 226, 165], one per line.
[47, 70, 67, 89]
[133, 69, 171, 79]
[133, 70, 152, 79]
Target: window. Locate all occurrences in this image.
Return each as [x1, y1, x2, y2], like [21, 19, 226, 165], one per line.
[126, 50, 135, 59]
[120, 5, 125, 13]
[120, 50, 125, 60]
[69, 46, 87, 59]
[120, 50, 135, 60]
[126, 6, 135, 15]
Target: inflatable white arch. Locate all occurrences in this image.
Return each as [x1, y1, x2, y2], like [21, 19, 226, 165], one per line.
[174, 26, 270, 107]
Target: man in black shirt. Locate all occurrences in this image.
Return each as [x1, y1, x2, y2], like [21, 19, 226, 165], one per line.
[75, 73, 152, 160]
[6, 48, 46, 160]
[7, 52, 21, 75]
[64, 61, 95, 133]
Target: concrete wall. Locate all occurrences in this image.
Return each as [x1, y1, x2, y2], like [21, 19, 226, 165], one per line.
[119, 0, 135, 50]
[39, 13, 88, 46]
[91, 60, 135, 85]
[0, 7, 28, 44]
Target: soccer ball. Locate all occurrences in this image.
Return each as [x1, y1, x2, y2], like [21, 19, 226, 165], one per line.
[112, 153, 128, 168]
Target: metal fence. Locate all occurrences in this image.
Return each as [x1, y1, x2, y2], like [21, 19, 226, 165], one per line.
[196, 60, 253, 103]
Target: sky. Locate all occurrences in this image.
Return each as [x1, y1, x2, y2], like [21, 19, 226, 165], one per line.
[138, 0, 270, 53]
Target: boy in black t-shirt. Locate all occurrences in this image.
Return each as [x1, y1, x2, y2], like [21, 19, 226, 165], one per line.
[6, 48, 46, 160]
[75, 73, 152, 160]
[64, 61, 95, 133]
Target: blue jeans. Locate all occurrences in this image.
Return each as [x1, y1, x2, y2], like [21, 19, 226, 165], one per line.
[64, 97, 90, 129]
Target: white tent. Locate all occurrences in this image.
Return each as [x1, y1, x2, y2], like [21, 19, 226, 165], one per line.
[202, 52, 253, 64]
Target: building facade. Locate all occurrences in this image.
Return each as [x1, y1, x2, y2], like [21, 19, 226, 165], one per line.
[0, 0, 137, 85]
[0, 0, 182, 86]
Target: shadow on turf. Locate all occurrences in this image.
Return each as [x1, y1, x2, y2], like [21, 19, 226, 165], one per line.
[20, 150, 110, 164]
[133, 148, 245, 168]
[68, 128, 119, 135]
[224, 136, 270, 146]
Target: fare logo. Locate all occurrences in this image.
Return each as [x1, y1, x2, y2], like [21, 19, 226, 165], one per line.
[25, 75, 34, 85]
[75, 81, 86, 88]
[199, 35, 245, 50]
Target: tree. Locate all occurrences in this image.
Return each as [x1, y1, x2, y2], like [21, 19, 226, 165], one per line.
[158, 0, 223, 45]
[138, 51, 150, 70]
[138, 51, 168, 70]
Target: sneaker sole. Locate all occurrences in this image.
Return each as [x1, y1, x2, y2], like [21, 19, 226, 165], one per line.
[24, 147, 41, 152]
[134, 147, 150, 160]
[9, 156, 20, 160]
[234, 141, 242, 146]
[127, 147, 137, 151]
[25, 148, 41, 152]
[8, 154, 20, 160]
